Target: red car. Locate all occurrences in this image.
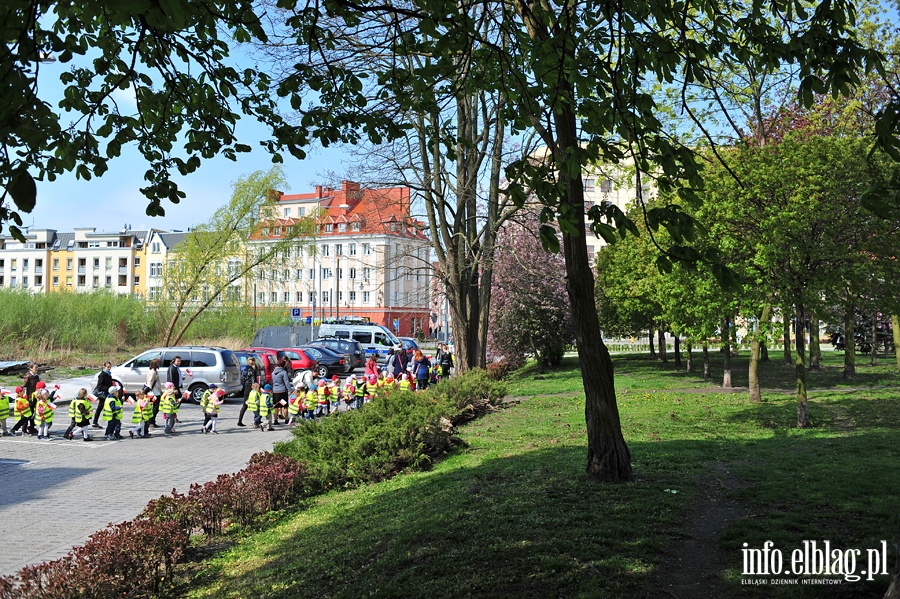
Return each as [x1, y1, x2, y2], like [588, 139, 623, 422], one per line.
[275, 347, 318, 372]
[240, 347, 284, 386]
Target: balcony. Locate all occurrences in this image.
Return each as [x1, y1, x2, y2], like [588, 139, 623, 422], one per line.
[77, 267, 86, 274]
[118, 267, 127, 274]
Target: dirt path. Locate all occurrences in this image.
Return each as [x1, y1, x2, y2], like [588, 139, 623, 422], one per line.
[648, 461, 748, 599]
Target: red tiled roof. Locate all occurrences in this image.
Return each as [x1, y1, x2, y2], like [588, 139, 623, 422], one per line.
[253, 180, 428, 241]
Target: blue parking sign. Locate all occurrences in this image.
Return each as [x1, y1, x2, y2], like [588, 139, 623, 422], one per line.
[291, 307, 302, 321]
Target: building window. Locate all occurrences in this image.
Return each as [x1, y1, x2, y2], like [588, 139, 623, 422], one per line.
[338, 291, 343, 303]
[88, 241, 101, 248]
[151, 242, 161, 253]
[363, 267, 371, 281]
[283, 291, 290, 303]
[337, 268, 343, 279]
[298, 207, 306, 216]
[600, 178, 613, 193]
[77, 275, 85, 286]
[322, 244, 330, 257]
[349, 291, 356, 302]
[296, 291, 303, 303]
[325, 224, 333, 232]
[351, 222, 361, 232]
[284, 269, 290, 281]
[106, 257, 112, 269]
[584, 178, 595, 192]
[11, 259, 16, 270]
[363, 291, 370, 303]
[11, 276, 16, 286]
[93, 258, 100, 270]
[66, 275, 72, 286]
[107, 241, 118, 247]
[309, 268, 315, 280]
[269, 292, 276, 303]
[338, 223, 347, 232]
[349, 268, 356, 280]
[274, 227, 281, 236]
[284, 208, 292, 217]
[296, 268, 303, 280]
[66, 258, 72, 271]
[105, 276, 112, 287]
[51, 258, 58, 271]
[134, 257, 140, 268]
[53, 276, 58, 286]
[34, 275, 41, 286]
[335, 244, 342, 256]
[93, 276, 100, 287]
[362, 243, 371, 255]
[349, 244, 356, 256]
[322, 268, 332, 279]
[134, 276, 140, 286]
[23, 259, 29, 271]
[22, 276, 28, 287]
[322, 290, 330, 303]
[257, 291, 265, 305]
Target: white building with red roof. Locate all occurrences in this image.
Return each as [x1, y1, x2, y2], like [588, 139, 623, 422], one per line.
[249, 180, 432, 337]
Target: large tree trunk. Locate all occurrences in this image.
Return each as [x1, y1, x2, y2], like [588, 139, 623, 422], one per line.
[702, 340, 710, 381]
[749, 306, 772, 403]
[648, 328, 656, 359]
[722, 317, 732, 388]
[893, 315, 900, 372]
[871, 312, 879, 366]
[782, 316, 792, 366]
[658, 328, 667, 363]
[808, 312, 821, 371]
[554, 111, 632, 483]
[673, 335, 681, 368]
[795, 303, 810, 428]
[685, 340, 693, 373]
[843, 307, 856, 380]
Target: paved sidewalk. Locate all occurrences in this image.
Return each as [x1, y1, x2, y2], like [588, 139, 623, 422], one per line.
[0, 401, 295, 577]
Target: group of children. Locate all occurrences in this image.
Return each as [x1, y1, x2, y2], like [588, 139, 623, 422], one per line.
[1, 366, 434, 441]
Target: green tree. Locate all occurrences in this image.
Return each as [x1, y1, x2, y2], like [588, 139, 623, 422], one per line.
[160, 168, 316, 345]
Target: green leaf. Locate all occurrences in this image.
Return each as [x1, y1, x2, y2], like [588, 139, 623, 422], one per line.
[9, 169, 37, 213]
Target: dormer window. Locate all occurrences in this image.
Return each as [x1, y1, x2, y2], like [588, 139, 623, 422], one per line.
[350, 222, 361, 232]
[325, 224, 333, 232]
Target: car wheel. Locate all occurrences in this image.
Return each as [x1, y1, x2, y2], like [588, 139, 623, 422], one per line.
[189, 383, 208, 404]
[316, 365, 329, 378]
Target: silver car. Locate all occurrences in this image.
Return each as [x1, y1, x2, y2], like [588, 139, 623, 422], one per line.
[109, 346, 241, 402]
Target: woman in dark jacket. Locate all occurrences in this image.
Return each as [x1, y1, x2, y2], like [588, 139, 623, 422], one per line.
[92, 361, 113, 428]
[236, 356, 260, 427]
[271, 357, 292, 424]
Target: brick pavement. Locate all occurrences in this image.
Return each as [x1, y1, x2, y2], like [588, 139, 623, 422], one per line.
[0, 400, 295, 577]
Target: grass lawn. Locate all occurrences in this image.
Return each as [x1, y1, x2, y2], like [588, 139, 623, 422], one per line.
[179, 349, 900, 598]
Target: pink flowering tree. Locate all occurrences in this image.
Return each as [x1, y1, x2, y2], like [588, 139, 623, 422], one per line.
[488, 212, 574, 372]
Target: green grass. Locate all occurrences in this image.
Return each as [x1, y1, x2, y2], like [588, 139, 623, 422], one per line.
[180, 351, 900, 599]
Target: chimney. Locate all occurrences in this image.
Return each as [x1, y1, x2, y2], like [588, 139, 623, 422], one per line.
[316, 185, 323, 198]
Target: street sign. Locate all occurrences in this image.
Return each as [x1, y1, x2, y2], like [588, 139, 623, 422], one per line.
[306, 316, 312, 324]
[290, 307, 302, 322]
[393, 318, 400, 332]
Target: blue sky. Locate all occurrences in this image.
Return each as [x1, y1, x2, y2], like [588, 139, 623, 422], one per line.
[28, 52, 350, 235]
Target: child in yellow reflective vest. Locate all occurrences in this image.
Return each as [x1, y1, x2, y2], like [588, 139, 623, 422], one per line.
[10, 386, 33, 436]
[315, 380, 330, 418]
[398, 374, 412, 392]
[36, 388, 57, 439]
[203, 388, 225, 434]
[245, 382, 261, 425]
[102, 386, 125, 440]
[160, 383, 181, 435]
[305, 387, 317, 420]
[129, 390, 151, 439]
[257, 384, 274, 431]
[64, 388, 94, 441]
[199, 384, 219, 432]
[287, 386, 304, 425]
[0, 388, 11, 436]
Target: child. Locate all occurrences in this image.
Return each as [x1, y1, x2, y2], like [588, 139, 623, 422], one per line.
[343, 376, 357, 411]
[65, 389, 94, 441]
[203, 388, 225, 434]
[102, 386, 124, 440]
[367, 375, 378, 404]
[305, 385, 317, 420]
[315, 379, 330, 418]
[245, 382, 261, 428]
[10, 387, 33, 436]
[354, 376, 367, 410]
[329, 375, 340, 414]
[258, 384, 274, 431]
[0, 388, 11, 436]
[36, 388, 56, 439]
[198, 384, 218, 432]
[160, 383, 179, 434]
[129, 390, 149, 439]
[142, 393, 155, 437]
[398, 373, 412, 392]
[287, 386, 304, 425]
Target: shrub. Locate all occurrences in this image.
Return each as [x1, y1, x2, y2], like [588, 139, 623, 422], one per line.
[3, 518, 188, 599]
[275, 369, 507, 491]
[486, 359, 512, 380]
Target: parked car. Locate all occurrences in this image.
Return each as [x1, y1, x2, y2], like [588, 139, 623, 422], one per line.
[300, 345, 353, 377]
[109, 346, 241, 403]
[316, 323, 403, 362]
[398, 337, 420, 357]
[240, 347, 281, 386]
[313, 336, 365, 369]
[275, 348, 318, 373]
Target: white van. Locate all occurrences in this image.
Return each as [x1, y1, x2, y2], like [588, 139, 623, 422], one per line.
[316, 323, 402, 362]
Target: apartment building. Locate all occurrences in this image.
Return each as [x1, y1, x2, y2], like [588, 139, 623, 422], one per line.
[582, 163, 656, 262]
[144, 230, 189, 301]
[0, 227, 150, 294]
[250, 180, 432, 337]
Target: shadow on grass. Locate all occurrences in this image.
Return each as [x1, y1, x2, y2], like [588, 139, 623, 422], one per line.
[197, 428, 898, 598]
